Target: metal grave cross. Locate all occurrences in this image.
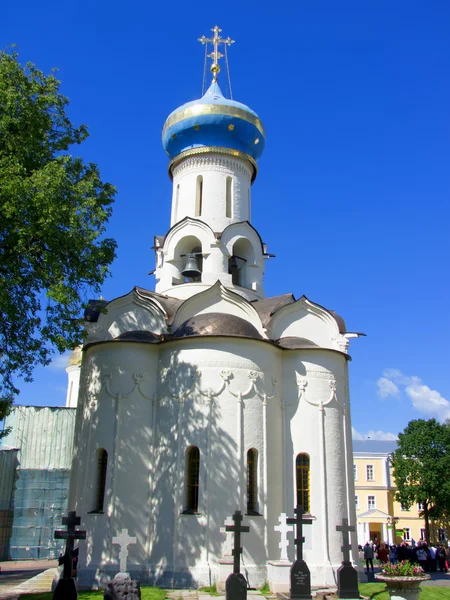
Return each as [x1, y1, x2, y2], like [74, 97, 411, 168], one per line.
[336, 518, 355, 564]
[220, 516, 234, 556]
[274, 513, 293, 561]
[54, 511, 86, 579]
[286, 505, 313, 562]
[226, 510, 250, 574]
[112, 528, 137, 574]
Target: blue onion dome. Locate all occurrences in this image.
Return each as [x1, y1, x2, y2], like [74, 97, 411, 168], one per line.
[162, 81, 265, 177]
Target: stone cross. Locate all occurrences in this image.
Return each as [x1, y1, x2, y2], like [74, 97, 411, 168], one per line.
[54, 511, 86, 580]
[112, 529, 137, 574]
[226, 510, 250, 574]
[286, 505, 313, 562]
[336, 518, 355, 564]
[220, 516, 234, 556]
[274, 513, 293, 561]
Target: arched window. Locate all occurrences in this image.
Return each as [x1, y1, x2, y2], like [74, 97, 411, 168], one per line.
[195, 176, 203, 216]
[93, 448, 108, 513]
[226, 176, 232, 218]
[296, 453, 310, 512]
[174, 183, 180, 220]
[184, 446, 200, 513]
[247, 448, 259, 515]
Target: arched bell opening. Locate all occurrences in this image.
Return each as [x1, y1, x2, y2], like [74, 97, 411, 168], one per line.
[174, 236, 203, 284]
[228, 238, 255, 288]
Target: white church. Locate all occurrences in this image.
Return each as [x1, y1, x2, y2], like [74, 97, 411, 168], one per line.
[68, 27, 361, 591]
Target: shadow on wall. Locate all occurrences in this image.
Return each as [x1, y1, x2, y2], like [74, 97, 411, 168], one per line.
[73, 345, 243, 588]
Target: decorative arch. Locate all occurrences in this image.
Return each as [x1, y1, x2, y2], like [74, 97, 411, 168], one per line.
[171, 281, 265, 337]
[161, 217, 215, 262]
[268, 296, 345, 350]
[220, 221, 266, 265]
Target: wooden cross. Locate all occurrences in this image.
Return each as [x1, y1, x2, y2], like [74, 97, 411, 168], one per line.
[286, 505, 313, 562]
[336, 518, 355, 564]
[198, 26, 235, 82]
[54, 511, 86, 579]
[226, 509, 250, 574]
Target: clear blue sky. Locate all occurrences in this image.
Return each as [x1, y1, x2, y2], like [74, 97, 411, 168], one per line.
[2, 0, 449, 439]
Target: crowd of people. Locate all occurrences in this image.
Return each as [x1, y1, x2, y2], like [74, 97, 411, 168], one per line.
[361, 540, 450, 573]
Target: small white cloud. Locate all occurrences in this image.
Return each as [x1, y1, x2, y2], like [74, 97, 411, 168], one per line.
[352, 427, 397, 441]
[405, 383, 450, 421]
[377, 377, 400, 399]
[379, 368, 450, 422]
[48, 351, 71, 371]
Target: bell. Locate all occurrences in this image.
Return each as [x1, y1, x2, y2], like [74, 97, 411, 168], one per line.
[181, 253, 202, 278]
[228, 256, 239, 272]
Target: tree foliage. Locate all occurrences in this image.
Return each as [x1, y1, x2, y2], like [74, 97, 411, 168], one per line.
[391, 418, 450, 542]
[0, 48, 117, 432]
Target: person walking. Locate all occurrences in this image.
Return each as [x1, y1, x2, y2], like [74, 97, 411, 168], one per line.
[364, 541, 374, 572]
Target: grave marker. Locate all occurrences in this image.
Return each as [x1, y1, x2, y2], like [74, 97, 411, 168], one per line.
[336, 518, 359, 599]
[286, 505, 313, 600]
[53, 511, 86, 600]
[112, 529, 137, 575]
[225, 510, 250, 600]
[274, 512, 293, 561]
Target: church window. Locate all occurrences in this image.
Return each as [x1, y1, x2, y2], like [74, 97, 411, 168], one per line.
[93, 448, 108, 513]
[295, 453, 310, 512]
[184, 446, 200, 513]
[226, 176, 232, 218]
[195, 176, 203, 216]
[247, 449, 259, 514]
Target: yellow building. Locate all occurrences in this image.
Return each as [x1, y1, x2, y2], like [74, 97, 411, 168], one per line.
[353, 440, 427, 546]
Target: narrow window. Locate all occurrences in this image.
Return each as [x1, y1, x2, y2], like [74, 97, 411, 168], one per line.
[195, 176, 203, 216]
[226, 176, 232, 218]
[355, 495, 359, 510]
[174, 184, 180, 219]
[353, 464, 357, 481]
[247, 449, 258, 514]
[248, 188, 251, 219]
[295, 453, 310, 512]
[366, 464, 374, 481]
[403, 527, 411, 541]
[368, 495, 376, 510]
[185, 446, 200, 513]
[94, 448, 108, 513]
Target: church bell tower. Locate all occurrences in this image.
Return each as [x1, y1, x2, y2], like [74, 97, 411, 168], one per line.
[154, 26, 270, 301]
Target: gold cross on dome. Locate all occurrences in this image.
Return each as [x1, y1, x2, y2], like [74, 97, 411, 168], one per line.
[198, 26, 234, 82]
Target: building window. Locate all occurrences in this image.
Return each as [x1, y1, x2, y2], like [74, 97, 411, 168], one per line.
[247, 449, 259, 515]
[418, 503, 424, 511]
[226, 176, 232, 218]
[420, 528, 426, 540]
[174, 184, 180, 218]
[368, 495, 376, 510]
[184, 446, 200, 513]
[93, 448, 108, 513]
[296, 453, 310, 512]
[353, 464, 358, 481]
[403, 527, 411, 541]
[401, 503, 409, 511]
[195, 176, 203, 216]
[366, 464, 374, 481]
[355, 495, 359, 510]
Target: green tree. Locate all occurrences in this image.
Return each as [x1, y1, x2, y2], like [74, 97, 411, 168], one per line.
[391, 419, 450, 542]
[0, 48, 117, 436]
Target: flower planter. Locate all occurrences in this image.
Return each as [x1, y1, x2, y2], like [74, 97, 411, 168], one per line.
[374, 574, 430, 600]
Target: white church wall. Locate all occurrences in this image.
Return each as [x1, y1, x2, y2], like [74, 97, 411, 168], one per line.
[70, 342, 159, 584]
[171, 154, 252, 229]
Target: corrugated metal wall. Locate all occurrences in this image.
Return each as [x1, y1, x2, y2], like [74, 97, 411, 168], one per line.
[1, 407, 76, 559]
[0, 449, 19, 560]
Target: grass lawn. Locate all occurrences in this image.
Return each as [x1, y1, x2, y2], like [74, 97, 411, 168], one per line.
[21, 588, 166, 600]
[359, 583, 450, 599]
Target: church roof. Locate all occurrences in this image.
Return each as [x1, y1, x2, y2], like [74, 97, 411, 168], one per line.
[172, 312, 263, 340]
[275, 337, 319, 350]
[162, 81, 265, 174]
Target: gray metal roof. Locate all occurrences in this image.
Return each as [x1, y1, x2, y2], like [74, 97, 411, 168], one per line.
[352, 440, 397, 454]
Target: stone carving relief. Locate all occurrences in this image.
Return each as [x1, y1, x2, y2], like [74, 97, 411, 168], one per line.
[296, 372, 344, 411]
